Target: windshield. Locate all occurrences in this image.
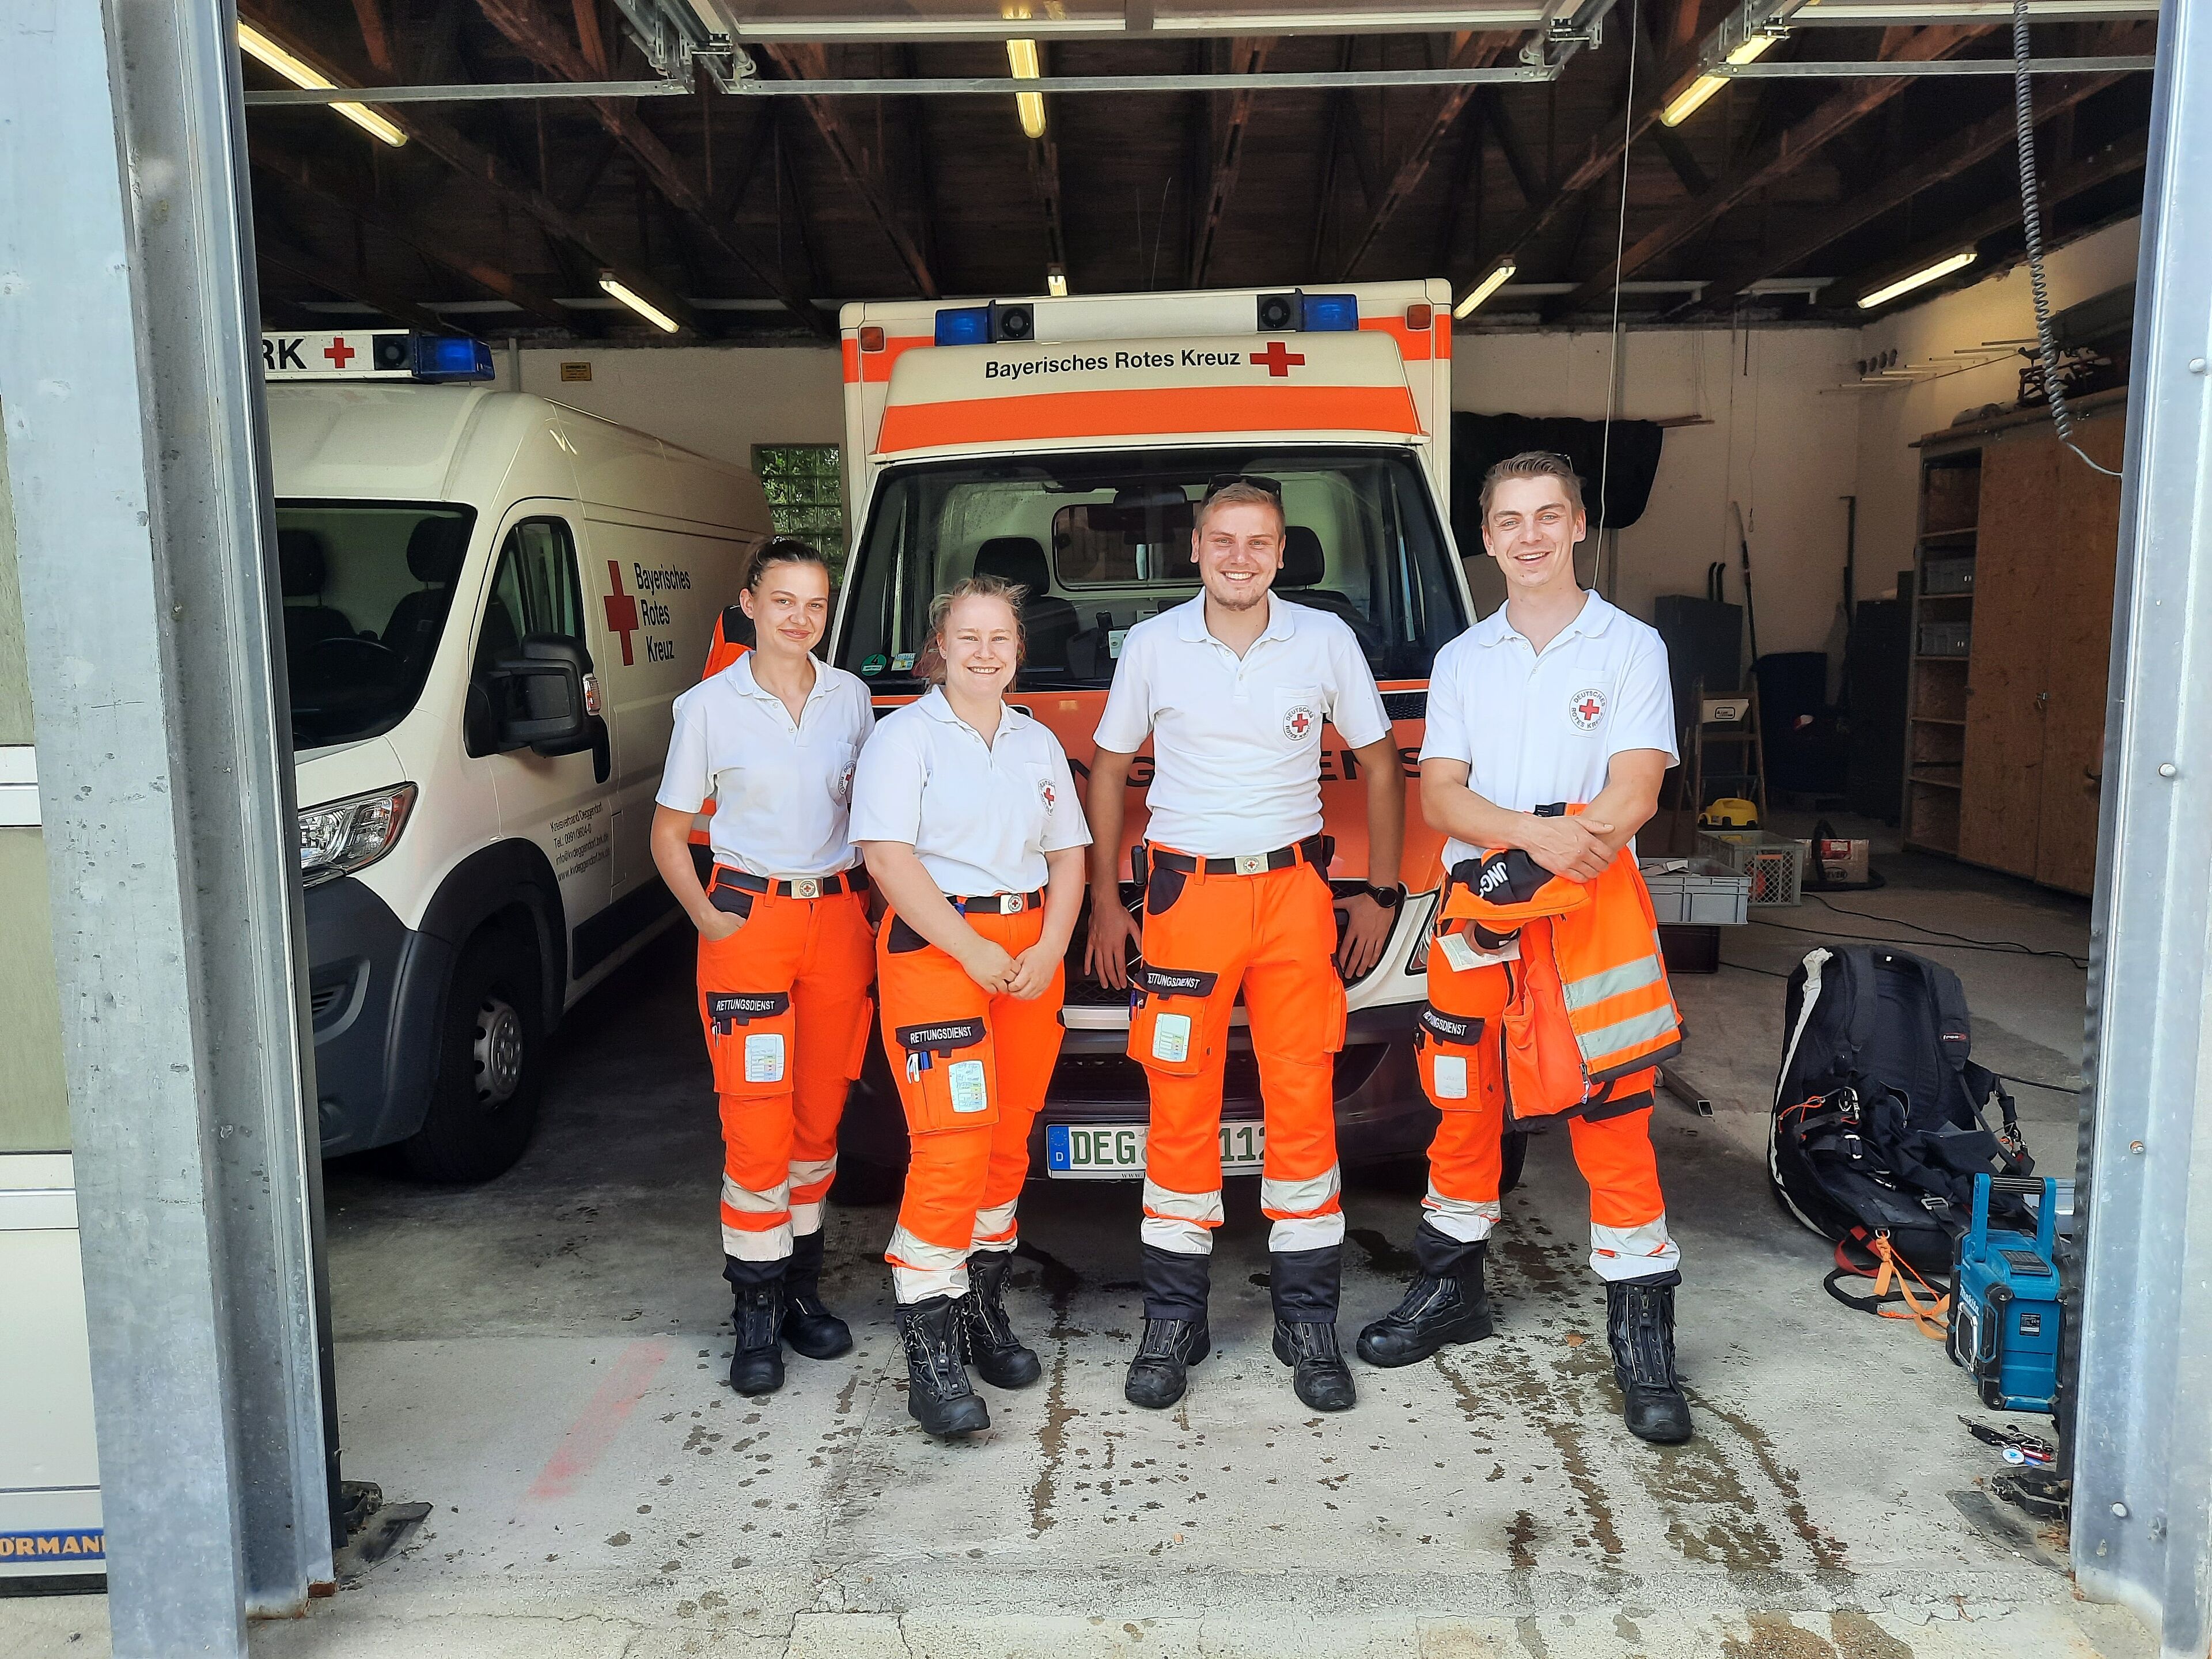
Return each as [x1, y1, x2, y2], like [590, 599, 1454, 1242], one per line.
[836, 447, 1465, 692]
[275, 501, 476, 749]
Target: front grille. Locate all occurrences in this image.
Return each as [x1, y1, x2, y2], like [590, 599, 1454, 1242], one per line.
[1383, 690, 1427, 721]
[1048, 1046, 1391, 1109]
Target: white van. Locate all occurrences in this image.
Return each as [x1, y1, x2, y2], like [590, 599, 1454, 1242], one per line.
[267, 334, 768, 1180]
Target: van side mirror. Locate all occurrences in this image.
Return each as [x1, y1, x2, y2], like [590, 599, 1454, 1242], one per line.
[470, 634, 594, 757]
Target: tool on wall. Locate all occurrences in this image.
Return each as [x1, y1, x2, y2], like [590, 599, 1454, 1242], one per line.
[1729, 500, 1761, 665]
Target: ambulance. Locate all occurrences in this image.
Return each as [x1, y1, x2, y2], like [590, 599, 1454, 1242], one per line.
[266, 332, 768, 1181]
[825, 281, 1498, 1195]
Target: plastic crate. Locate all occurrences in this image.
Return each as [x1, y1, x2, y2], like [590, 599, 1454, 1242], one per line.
[1640, 858, 1751, 925]
[1919, 620, 1972, 657]
[1695, 831, 1805, 907]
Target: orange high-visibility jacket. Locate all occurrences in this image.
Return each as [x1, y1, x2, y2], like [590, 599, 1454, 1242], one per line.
[1439, 831, 1680, 1122]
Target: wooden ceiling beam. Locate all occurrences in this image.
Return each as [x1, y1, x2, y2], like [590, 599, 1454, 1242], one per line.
[1699, 35, 2150, 310]
[240, 0, 703, 334]
[472, 0, 834, 334]
[1482, 92, 1547, 209]
[1555, 24, 1996, 316]
[1838, 126, 2146, 304]
[249, 139, 578, 329]
[347, 0, 395, 75]
[756, 42, 938, 298]
[1334, 31, 1521, 279]
[256, 236, 446, 332]
[1187, 36, 1271, 287]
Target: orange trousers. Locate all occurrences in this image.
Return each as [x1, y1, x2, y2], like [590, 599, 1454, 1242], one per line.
[1130, 854, 1348, 1258]
[1418, 936, 1678, 1282]
[696, 875, 874, 1273]
[878, 906, 1066, 1302]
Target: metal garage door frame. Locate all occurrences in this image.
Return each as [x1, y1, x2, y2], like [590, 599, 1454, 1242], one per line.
[2069, 2, 2212, 1653]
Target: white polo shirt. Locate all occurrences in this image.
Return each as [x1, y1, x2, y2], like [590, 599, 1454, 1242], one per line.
[1421, 590, 1677, 870]
[850, 688, 1092, 895]
[656, 653, 876, 878]
[1093, 592, 1392, 858]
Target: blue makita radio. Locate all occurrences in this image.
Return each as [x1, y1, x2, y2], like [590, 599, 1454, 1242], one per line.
[1947, 1174, 2063, 1413]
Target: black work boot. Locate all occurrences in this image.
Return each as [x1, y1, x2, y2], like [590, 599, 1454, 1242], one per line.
[781, 1229, 853, 1361]
[898, 1297, 990, 1438]
[1605, 1271, 1694, 1445]
[1126, 1244, 1211, 1409]
[727, 1275, 786, 1396]
[1271, 1244, 1354, 1412]
[959, 1248, 1042, 1388]
[1357, 1226, 1495, 1367]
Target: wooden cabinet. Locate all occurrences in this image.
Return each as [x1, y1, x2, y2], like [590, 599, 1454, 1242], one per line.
[1903, 391, 2126, 896]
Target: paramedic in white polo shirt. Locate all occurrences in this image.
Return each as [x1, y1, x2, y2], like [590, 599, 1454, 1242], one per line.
[650, 540, 876, 1400]
[1357, 450, 1694, 1444]
[1084, 479, 1406, 1414]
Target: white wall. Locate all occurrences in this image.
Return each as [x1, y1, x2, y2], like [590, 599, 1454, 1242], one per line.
[1452, 327, 1865, 665]
[516, 344, 842, 474]
[1851, 216, 2142, 573]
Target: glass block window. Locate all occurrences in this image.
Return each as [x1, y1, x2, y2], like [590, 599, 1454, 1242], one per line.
[753, 444, 846, 579]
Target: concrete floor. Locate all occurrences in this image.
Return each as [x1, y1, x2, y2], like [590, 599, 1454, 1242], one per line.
[5, 847, 2141, 1659]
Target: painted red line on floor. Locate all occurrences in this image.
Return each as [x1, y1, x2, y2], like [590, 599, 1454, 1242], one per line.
[525, 1339, 672, 1502]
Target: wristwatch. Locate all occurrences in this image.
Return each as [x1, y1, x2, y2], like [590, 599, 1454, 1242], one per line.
[1365, 881, 1406, 911]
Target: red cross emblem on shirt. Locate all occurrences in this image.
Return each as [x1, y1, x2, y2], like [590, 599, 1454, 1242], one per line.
[1575, 696, 1602, 724]
[1287, 709, 1312, 737]
[323, 336, 356, 369]
[1250, 341, 1305, 377]
[602, 559, 640, 665]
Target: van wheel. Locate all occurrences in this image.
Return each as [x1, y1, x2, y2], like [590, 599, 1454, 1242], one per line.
[402, 928, 544, 1184]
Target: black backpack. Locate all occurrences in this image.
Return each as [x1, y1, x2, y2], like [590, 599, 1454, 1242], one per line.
[1770, 945, 2033, 1267]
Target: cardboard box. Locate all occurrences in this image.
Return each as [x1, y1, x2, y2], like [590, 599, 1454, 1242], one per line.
[1814, 837, 1870, 885]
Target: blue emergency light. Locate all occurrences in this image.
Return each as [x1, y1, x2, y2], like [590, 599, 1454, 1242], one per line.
[1298, 293, 1360, 331]
[412, 335, 495, 382]
[934, 306, 993, 346]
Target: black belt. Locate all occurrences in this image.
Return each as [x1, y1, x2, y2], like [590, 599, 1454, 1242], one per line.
[948, 888, 1046, 914]
[715, 866, 869, 899]
[1148, 834, 1330, 878]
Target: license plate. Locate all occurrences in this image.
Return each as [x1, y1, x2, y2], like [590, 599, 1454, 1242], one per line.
[1044, 1120, 1265, 1180]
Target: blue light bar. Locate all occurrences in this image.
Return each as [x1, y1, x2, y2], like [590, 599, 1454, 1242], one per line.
[411, 335, 495, 382]
[1299, 293, 1360, 331]
[934, 306, 992, 346]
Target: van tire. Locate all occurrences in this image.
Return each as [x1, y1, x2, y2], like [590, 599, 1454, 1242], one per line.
[402, 927, 545, 1184]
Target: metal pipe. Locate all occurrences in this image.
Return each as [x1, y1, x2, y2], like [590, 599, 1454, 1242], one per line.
[243, 63, 1562, 107]
[1721, 53, 2156, 74]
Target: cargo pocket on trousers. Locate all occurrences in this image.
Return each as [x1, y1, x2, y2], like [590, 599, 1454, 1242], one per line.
[705, 991, 794, 1097]
[843, 997, 875, 1082]
[893, 1017, 997, 1134]
[1415, 1005, 1486, 1112]
[1126, 964, 1221, 1078]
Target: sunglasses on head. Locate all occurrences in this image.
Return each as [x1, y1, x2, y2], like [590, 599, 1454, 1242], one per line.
[1202, 473, 1283, 501]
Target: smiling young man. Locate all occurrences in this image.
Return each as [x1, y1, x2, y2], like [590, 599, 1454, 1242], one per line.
[1354, 452, 1694, 1445]
[1084, 480, 1405, 1414]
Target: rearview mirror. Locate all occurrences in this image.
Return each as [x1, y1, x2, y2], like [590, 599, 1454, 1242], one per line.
[471, 634, 594, 757]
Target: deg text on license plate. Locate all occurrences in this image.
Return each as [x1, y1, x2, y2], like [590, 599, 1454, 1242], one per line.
[1045, 1119, 1264, 1179]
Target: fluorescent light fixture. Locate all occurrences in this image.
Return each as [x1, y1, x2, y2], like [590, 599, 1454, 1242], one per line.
[237, 21, 406, 147]
[1454, 261, 1517, 318]
[1007, 38, 1046, 139]
[1047, 264, 1069, 298]
[1665, 20, 1785, 126]
[1857, 249, 1976, 309]
[599, 272, 680, 334]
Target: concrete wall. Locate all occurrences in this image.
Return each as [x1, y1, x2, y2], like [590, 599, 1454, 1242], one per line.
[516, 344, 843, 474]
[1851, 216, 2143, 579]
[1451, 327, 1864, 664]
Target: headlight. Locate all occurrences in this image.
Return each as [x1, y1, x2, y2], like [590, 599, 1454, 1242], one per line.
[298, 784, 416, 888]
[1404, 891, 1441, 976]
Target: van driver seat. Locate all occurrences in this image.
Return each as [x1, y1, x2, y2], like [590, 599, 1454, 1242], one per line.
[384, 516, 471, 669]
[973, 536, 1080, 675]
[1279, 525, 1380, 646]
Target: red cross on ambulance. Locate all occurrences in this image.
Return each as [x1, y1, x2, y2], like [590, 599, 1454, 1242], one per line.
[1250, 341, 1306, 377]
[323, 336, 357, 369]
[602, 559, 641, 665]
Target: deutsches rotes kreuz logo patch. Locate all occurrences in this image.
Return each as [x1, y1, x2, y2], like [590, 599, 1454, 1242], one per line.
[835, 763, 856, 805]
[1569, 688, 1608, 732]
[1282, 703, 1319, 742]
[1037, 778, 1058, 815]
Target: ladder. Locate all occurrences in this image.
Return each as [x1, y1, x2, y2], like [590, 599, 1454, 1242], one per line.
[1673, 675, 1770, 848]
